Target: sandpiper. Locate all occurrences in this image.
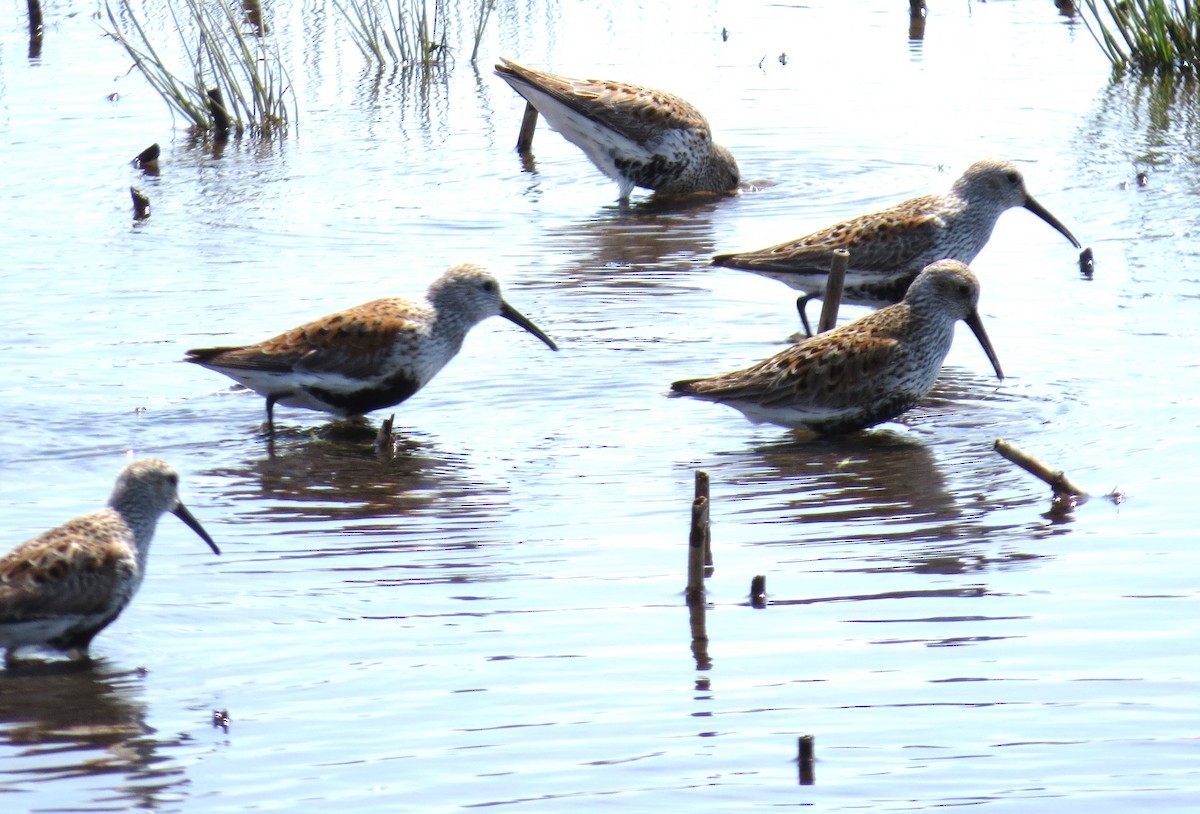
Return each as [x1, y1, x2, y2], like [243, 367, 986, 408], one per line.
[0, 458, 219, 664]
[494, 57, 740, 200]
[713, 159, 1080, 334]
[186, 263, 559, 432]
[671, 260, 1003, 433]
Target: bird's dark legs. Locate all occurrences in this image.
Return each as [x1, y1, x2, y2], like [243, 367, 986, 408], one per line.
[264, 396, 277, 436]
[796, 294, 818, 338]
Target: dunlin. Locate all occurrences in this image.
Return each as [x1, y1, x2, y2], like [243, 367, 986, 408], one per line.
[713, 159, 1080, 334]
[494, 58, 739, 200]
[0, 458, 219, 664]
[671, 260, 1003, 433]
[186, 263, 559, 432]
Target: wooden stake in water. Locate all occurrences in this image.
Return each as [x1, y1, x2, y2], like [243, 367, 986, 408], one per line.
[133, 143, 160, 169]
[817, 249, 849, 334]
[695, 470, 712, 569]
[993, 439, 1088, 498]
[130, 187, 151, 221]
[797, 734, 815, 785]
[516, 102, 539, 151]
[27, 0, 43, 58]
[750, 574, 767, 609]
[241, 0, 267, 36]
[909, 0, 927, 40]
[207, 88, 230, 136]
[688, 588, 711, 670]
[375, 414, 396, 460]
[687, 495, 708, 599]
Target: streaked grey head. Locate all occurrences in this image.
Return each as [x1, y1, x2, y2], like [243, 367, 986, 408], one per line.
[427, 264, 558, 351]
[955, 160, 1080, 249]
[109, 458, 220, 555]
[905, 260, 1004, 381]
[710, 144, 740, 190]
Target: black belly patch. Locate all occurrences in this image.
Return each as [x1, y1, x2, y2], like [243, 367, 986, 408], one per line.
[844, 272, 920, 306]
[808, 393, 919, 434]
[49, 613, 116, 652]
[615, 154, 686, 190]
[304, 374, 422, 417]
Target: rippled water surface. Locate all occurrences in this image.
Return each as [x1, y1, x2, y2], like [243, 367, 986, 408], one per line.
[2, 0, 1199, 810]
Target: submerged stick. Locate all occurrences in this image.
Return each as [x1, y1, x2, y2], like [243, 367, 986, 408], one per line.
[993, 439, 1088, 498]
[516, 102, 539, 151]
[130, 186, 151, 220]
[27, 0, 43, 58]
[817, 249, 849, 333]
[750, 574, 767, 609]
[797, 734, 815, 785]
[909, 0, 927, 40]
[1079, 247, 1095, 279]
[133, 143, 160, 173]
[375, 414, 396, 459]
[688, 588, 711, 669]
[242, 0, 267, 36]
[687, 496, 708, 599]
[207, 88, 230, 136]
[695, 470, 712, 569]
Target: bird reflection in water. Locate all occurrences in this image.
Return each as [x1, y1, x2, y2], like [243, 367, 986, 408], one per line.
[0, 664, 189, 807]
[209, 426, 508, 529]
[542, 195, 731, 288]
[727, 431, 960, 535]
[717, 426, 1057, 573]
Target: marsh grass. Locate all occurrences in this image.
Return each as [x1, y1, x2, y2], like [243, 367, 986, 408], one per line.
[103, 0, 295, 136]
[470, 0, 496, 61]
[1083, 0, 1200, 73]
[335, 0, 448, 65]
[335, 0, 495, 66]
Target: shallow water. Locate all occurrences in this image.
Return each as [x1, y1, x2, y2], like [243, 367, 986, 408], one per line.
[2, 0, 1199, 811]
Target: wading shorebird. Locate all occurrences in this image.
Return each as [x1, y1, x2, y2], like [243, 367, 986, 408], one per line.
[0, 458, 219, 664]
[671, 260, 1003, 433]
[494, 58, 740, 200]
[713, 159, 1080, 335]
[186, 264, 558, 433]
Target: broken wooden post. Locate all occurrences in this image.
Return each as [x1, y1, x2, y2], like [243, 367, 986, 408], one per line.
[688, 590, 711, 669]
[133, 143, 160, 169]
[750, 574, 767, 608]
[207, 88, 230, 137]
[817, 249, 849, 333]
[797, 734, 815, 785]
[687, 494, 708, 599]
[27, 0, 43, 58]
[375, 414, 396, 459]
[1079, 247, 1094, 279]
[516, 102, 538, 151]
[909, 0, 927, 40]
[130, 186, 151, 220]
[695, 469, 712, 569]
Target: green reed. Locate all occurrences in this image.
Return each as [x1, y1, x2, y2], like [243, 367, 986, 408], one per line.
[335, 0, 495, 65]
[470, 0, 496, 61]
[1083, 0, 1200, 73]
[102, 0, 295, 135]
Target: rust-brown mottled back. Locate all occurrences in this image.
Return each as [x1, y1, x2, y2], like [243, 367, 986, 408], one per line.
[187, 299, 427, 380]
[0, 513, 137, 620]
[496, 59, 712, 145]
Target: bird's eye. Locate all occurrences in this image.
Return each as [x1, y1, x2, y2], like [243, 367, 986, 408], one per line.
[481, 279, 497, 293]
[1004, 169, 1020, 185]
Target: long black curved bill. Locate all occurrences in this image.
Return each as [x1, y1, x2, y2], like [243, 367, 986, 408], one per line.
[1024, 195, 1081, 249]
[964, 310, 1004, 381]
[501, 301, 559, 351]
[173, 503, 221, 555]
